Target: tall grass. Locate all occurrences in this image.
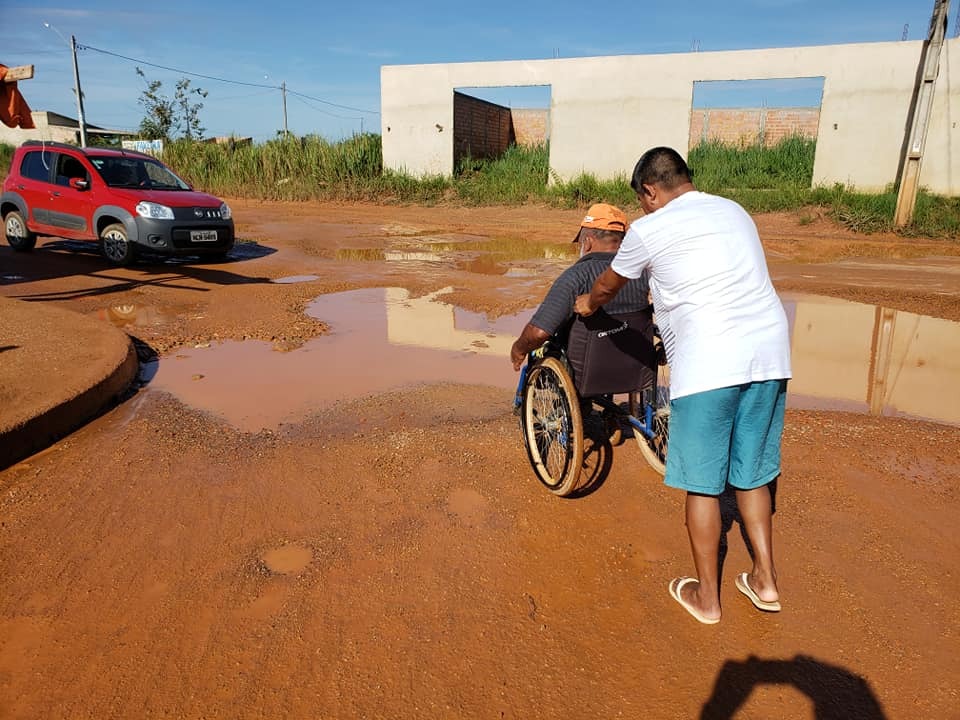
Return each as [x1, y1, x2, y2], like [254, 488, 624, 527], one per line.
[1, 136, 956, 238]
[162, 133, 385, 200]
[0, 144, 14, 177]
[689, 136, 816, 191]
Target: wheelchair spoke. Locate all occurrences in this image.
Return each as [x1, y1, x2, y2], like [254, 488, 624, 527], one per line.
[520, 357, 584, 495]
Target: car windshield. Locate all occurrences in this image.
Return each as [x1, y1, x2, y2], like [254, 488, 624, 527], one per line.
[89, 156, 190, 190]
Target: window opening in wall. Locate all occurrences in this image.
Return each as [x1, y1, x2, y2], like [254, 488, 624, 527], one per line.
[452, 85, 551, 176]
[690, 77, 825, 190]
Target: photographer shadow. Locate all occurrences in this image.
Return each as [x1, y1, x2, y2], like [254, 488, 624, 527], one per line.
[701, 654, 887, 719]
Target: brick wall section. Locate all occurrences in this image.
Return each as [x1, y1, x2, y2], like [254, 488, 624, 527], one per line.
[689, 107, 820, 147]
[453, 92, 514, 167]
[511, 108, 549, 147]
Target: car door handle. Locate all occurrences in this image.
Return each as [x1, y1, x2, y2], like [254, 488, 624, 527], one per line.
[50, 191, 62, 197]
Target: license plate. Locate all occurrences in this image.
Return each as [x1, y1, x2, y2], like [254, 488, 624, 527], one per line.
[190, 230, 218, 243]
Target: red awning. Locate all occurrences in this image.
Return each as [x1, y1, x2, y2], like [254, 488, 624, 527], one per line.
[0, 65, 36, 129]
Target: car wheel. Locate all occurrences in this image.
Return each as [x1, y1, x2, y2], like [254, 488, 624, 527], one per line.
[100, 223, 136, 266]
[4, 210, 37, 251]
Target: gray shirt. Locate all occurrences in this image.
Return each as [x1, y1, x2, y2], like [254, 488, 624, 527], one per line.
[530, 251, 651, 338]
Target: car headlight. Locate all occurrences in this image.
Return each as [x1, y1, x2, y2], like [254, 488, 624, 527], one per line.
[136, 201, 174, 220]
[219, 202, 232, 220]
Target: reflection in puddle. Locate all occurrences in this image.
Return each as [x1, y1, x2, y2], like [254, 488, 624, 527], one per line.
[335, 248, 386, 261]
[272, 274, 320, 284]
[150, 288, 529, 431]
[95, 305, 173, 327]
[336, 236, 576, 276]
[456, 256, 507, 275]
[147, 288, 960, 432]
[384, 250, 442, 262]
[782, 293, 959, 425]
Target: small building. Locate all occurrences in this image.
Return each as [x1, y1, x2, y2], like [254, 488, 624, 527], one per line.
[0, 111, 135, 146]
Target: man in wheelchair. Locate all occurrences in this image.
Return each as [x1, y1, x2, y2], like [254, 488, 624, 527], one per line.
[509, 203, 658, 399]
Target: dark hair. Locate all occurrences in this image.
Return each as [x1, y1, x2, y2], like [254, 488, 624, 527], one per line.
[630, 147, 692, 193]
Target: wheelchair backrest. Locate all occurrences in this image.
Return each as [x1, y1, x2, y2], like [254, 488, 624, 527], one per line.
[566, 309, 656, 397]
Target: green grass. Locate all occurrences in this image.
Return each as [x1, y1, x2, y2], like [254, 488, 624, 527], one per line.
[1, 136, 957, 238]
[0, 144, 13, 177]
[689, 136, 816, 191]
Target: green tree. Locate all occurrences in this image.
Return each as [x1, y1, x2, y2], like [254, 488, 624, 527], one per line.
[135, 69, 207, 141]
[174, 78, 207, 140]
[135, 67, 174, 140]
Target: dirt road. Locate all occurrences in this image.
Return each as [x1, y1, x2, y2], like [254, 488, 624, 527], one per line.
[1, 200, 958, 719]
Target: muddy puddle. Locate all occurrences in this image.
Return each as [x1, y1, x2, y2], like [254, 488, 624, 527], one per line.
[782, 294, 960, 425]
[336, 236, 576, 277]
[148, 288, 529, 431]
[143, 289, 960, 432]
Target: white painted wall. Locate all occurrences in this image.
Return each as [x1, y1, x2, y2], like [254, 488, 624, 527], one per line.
[0, 111, 78, 145]
[381, 39, 959, 195]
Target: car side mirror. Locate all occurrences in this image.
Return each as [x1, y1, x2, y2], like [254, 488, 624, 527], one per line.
[69, 178, 89, 191]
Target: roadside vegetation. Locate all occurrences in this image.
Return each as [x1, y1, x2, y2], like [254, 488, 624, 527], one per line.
[2, 135, 957, 238]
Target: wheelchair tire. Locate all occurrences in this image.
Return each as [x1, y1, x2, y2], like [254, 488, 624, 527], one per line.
[631, 364, 670, 476]
[521, 356, 584, 497]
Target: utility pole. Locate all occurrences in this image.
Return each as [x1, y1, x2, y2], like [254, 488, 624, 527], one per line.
[70, 35, 87, 147]
[894, 0, 950, 227]
[44, 23, 87, 146]
[281, 81, 289, 138]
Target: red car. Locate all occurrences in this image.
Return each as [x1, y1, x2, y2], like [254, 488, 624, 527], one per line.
[1, 141, 234, 266]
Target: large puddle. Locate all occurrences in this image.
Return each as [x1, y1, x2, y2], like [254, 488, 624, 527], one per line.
[145, 289, 960, 432]
[149, 288, 528, 431]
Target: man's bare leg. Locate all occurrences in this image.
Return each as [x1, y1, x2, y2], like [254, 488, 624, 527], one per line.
[680, 492, 723, 621]
[735, 484, 779, 602]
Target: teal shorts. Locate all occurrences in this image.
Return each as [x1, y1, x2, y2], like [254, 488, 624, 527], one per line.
[664, 379, 788, 496]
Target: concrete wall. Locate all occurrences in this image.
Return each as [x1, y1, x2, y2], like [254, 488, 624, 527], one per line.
[0, 111, 79, 145]
[689, 107, 820, 148]
[381, 38, 959, 195]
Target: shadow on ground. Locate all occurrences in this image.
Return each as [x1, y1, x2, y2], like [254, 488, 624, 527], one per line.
[701, 654, 887, 719]
[1, 240, 276, 302]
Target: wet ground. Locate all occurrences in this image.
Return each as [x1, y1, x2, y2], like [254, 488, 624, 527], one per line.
[1, 199, 959, 719]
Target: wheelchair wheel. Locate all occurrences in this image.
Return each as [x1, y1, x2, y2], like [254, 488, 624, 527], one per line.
[521, 356, 584, 497]
[631, 364, 670, 476]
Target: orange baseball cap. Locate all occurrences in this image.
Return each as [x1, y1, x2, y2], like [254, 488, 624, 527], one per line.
[572, 203, 627, 241]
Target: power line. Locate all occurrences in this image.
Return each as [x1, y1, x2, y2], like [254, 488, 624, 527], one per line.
[79, 42, 380, 115]
[80, 43, 278, 89]
[285, 89, 378, 116]
[289, 93, 361, 121]
[206, 89, 278, 102]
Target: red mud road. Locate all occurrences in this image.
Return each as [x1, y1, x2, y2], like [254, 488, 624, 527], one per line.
[1, 200, 959, 719]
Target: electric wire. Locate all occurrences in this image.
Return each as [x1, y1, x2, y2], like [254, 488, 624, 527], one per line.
[79, 43, 380, 115]
[288, 94, 361, 121]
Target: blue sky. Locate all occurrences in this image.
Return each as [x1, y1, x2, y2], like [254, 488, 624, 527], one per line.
[3, 1, 950, 142]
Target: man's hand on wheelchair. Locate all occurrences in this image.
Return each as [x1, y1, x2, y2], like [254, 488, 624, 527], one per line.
[510, 341, 527, 371]
[654, 336, 668, 366]
[574, 293, 597, 317]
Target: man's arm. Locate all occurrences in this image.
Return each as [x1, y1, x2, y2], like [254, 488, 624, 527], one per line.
[573, 267, 628, 317]
[510, 323, 550, 371]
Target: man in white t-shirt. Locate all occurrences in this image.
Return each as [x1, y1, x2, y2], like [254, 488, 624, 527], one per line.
[574, 147, 791, 625]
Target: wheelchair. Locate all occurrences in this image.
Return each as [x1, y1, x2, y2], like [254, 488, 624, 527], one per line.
[514, 309, 670, 497]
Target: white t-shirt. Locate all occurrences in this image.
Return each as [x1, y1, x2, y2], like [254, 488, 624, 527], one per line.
[610, 190, 791, 399]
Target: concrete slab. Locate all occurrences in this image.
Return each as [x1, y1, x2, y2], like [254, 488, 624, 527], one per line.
[0, 297, 137, 468]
